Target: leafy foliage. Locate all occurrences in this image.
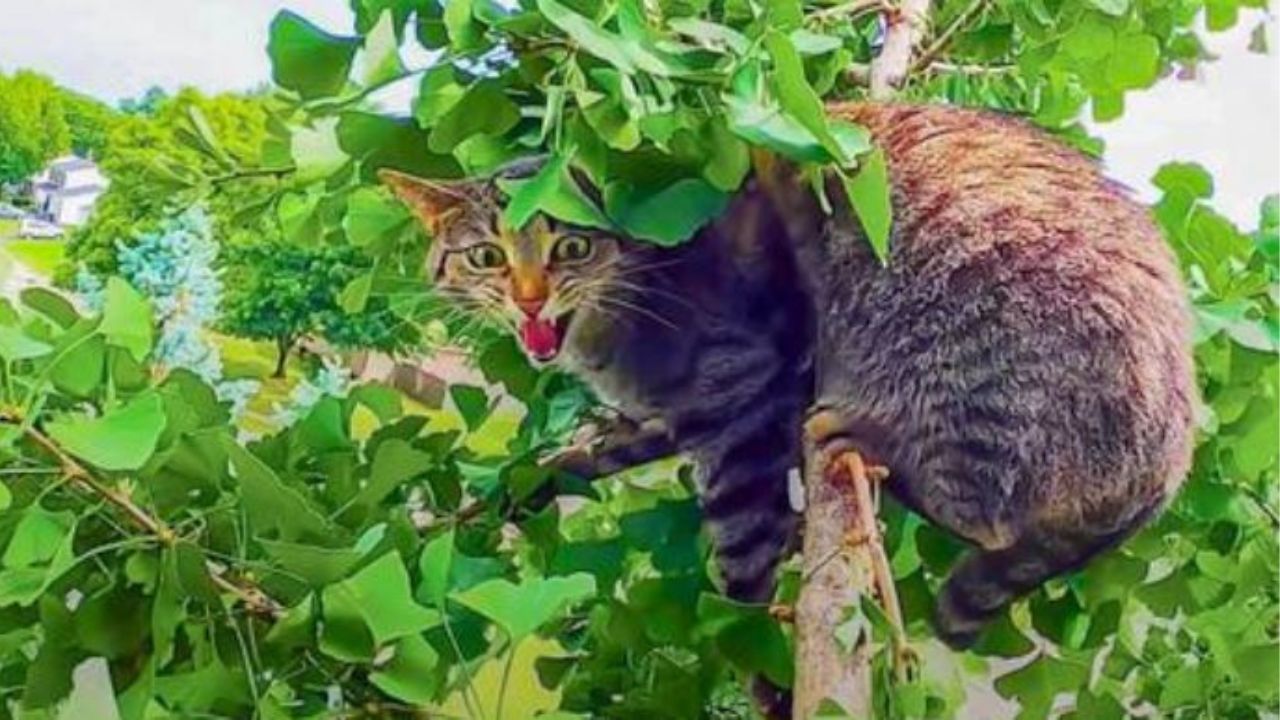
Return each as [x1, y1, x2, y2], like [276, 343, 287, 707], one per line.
[0, 71, 73, 186]
[219, 239, 417, 377]
[0, 70, 117, 187]
[0, 0, 1275, 718]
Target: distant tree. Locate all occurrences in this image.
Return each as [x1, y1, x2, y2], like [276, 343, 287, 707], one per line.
[63, 88, 273, 279]
[60, 90, 119, 158]
[0, 70, 71, 183]
[118, 85, 169, 116]
[220, 240, 414, 377]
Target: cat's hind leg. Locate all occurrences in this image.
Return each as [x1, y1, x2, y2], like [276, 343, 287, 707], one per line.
[935, 499, 1163, 649]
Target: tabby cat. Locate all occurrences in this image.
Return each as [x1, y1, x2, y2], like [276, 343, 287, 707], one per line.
[384, 102, 1195, 713]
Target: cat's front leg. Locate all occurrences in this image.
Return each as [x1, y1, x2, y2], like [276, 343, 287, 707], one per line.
[543, 414, 677, 482]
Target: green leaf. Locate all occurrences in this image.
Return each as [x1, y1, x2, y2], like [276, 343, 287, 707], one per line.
[764, 31, 847, 164]
[1154, 162, 1214, 198]
[20, 287, 78, 329]
[414, 66, 466, 127]
[259, 540, 366, 587]
[268, 11, 359, 99]
[359, 10, 406, 86]
[369, 634, 441, 703]
[349, 438, 435, 512]
[46, 391, 167, 471]
[290, 117, 347, 183]
[501, 154, 566, 230]
[725, 92, 834, 163]
[416, 529, 456, 607]
[99, 278, 153, 361]
[339, 273, 373, 314]
[538, 0, 636, 72]
[499, 160, 614, 231]
[840, 148, 893, 263]
[428, 80, 521, 153]
[696, 594, 793, 686]
[453, 573, 596, 641]
[338, 112, 464, 180]
[0, 326, 52, 362]
[322, 553, 440, 647]
[222, 437, 334, 542]
[449, 384, 492, 431]
[444, 0, 484, 50]
[344, 187, 410, 247]
[1107, 34, 1160, 89]
[605, 178, 730, 246]
[3, 507, 74, 568]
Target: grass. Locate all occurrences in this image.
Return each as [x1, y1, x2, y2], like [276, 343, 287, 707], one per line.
[0, 219, 16, 239]
[6, 239, 66, 277]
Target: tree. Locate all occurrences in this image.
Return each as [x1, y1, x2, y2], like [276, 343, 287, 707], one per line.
[60, 90, 119, 158]
[220, 239, 414, 377]
[0, 70, 71, 184]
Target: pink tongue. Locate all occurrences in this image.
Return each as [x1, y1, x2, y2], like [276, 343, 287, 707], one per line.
[519, 317, 561, 360]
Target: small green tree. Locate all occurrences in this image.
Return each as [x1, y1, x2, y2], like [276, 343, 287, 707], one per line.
[220, 239, 414, 377]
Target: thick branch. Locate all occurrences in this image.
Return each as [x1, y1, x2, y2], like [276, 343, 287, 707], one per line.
[793, 446, 876, 717]
[868, 0, 932, 98]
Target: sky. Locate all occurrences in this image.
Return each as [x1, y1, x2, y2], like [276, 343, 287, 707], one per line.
[0, 1, 1276, 224]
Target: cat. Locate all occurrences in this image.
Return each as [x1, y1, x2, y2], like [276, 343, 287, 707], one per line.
[383, 101, 1195, 715]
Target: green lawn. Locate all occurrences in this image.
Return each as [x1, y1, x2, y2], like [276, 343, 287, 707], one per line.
[0, 218, 17, 239]
[6, 239, 66, 277]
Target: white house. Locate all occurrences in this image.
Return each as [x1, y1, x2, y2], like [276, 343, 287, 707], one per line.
[31, 156, 108, 227]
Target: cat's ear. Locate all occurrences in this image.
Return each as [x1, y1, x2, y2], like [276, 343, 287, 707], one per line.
[379, 169, 473, 234]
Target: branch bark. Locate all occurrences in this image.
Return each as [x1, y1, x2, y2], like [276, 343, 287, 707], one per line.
[792, 443, 876, 718]
[21, 425, 284, 618]
[868, 0, 933, 98]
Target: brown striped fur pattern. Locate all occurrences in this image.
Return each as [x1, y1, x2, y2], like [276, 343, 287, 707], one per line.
[789, 103, 1195, 646]
[385, 103, 1195, 711]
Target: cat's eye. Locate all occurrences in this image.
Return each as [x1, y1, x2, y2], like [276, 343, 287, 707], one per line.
[463, 243, 507, 271]
[552, 235, 593, 264]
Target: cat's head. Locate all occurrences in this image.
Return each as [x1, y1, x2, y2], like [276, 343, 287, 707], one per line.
[381, 164, 629, 363]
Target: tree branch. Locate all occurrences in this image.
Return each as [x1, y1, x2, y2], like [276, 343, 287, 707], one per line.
[22, 426, 283, 618]
[869, 0, 933, 98]
[909, 0, 992, 75]
[793, 442, 876, 716]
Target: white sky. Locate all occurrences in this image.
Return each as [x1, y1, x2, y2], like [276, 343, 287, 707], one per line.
[0, 1, 1276, 224]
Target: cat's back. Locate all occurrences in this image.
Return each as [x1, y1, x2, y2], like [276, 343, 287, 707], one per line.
[814, 102, 1195, 539]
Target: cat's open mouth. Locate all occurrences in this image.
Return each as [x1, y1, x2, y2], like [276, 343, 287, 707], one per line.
[518, 312, 572, 362]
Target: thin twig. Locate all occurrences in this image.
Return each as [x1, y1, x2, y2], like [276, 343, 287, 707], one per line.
[206, 166, 296, 186]
[927, 60, 1016, 75]
[909, 0, 992, 75]
[23, 428, 174, 541]
[808, 0, 887, 24]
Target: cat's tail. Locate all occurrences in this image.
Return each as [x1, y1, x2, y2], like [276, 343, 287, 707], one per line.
[933, 502, 1161, 648]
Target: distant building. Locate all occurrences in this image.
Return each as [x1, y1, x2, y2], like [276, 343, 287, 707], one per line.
[31, 156, 108, 227]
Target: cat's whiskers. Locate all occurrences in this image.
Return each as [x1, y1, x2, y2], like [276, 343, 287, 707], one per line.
[594, 291, 679, 330]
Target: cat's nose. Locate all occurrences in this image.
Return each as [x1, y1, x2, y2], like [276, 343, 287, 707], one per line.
[516, 297, 546, 317]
